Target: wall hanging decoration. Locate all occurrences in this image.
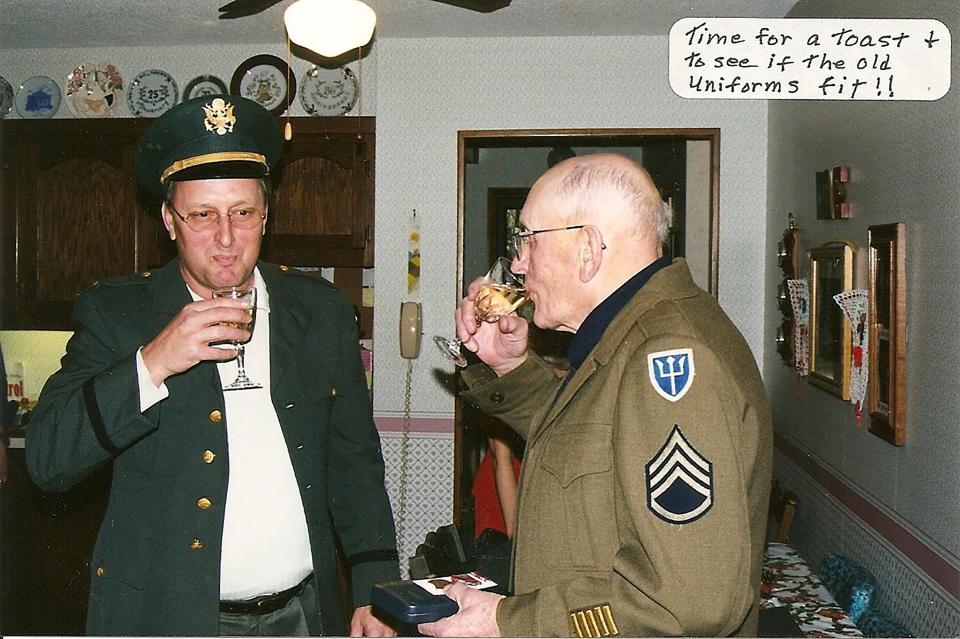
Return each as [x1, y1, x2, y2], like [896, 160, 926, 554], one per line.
[775, 214, 801, 367]
[816, 165, 850, 219]
[0, 75, 13, 118]
[833, 289, 869, 423]
[868, 223, 906, 446]
[230, 54, 296, 117]
[15, 75, 60, 118]
[787, 279, 809, 376]
[808, 241, 854, 399]
[183, 74, 228, 101]
[65, 61, 124, 117]
[126, 68, 179, 117]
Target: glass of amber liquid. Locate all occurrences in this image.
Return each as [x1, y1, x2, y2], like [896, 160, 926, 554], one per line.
[212, 286, 262, 390]
[434, 257, 528, 367]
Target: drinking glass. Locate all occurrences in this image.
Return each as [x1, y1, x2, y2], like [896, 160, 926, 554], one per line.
[211, 286, 262, 391]
[434, 257, 528, 368]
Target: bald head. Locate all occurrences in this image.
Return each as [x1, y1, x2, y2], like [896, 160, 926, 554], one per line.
[535, 152, 671, 250]
[514, 153, 672, 331]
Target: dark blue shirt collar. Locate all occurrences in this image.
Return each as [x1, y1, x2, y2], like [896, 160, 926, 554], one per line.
[566, 256, 672, 370]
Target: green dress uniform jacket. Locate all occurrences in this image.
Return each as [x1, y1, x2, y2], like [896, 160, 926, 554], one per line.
[26, 259, 399, 636]
[462, 259, 772, 637]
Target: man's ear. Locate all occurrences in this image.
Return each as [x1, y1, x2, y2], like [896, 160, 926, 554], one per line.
[262, 207, 269, 236]
[578, 225, 604, 283]
[161, 203, 176, 241]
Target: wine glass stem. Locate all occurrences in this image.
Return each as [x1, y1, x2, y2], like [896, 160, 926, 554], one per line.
[236, 344, 249, 379]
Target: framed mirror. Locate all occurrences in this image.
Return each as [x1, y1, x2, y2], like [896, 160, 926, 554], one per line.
[453, 128, 720, 535]
[808, 241, 854, 399]
[868, 223, 906, 446]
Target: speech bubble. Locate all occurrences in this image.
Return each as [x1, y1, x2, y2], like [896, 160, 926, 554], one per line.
[669, 18, 951, 100]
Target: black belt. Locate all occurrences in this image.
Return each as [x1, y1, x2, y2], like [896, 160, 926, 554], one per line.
[219, 574, 313, 616]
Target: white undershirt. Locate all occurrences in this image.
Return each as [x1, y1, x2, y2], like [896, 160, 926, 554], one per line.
[137, 268, 313, 600]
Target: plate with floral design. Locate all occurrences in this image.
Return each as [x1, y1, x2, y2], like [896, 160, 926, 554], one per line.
[127, 68, 179, 117]
[65, 61, 124, 117]
[15, 75, 61, 118]
[230, 54, 295, 116]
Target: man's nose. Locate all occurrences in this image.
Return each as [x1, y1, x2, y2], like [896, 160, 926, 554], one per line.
[215, 214, 235, 246]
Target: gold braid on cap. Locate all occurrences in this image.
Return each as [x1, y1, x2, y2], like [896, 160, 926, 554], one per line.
[160, 152, 267, 184]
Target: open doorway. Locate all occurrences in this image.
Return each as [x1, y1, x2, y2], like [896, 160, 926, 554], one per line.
[453, 128, 721, 537]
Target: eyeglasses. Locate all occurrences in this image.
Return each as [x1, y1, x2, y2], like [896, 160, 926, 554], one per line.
[510, 224, 606, 259]
[166, 202, 266, 232]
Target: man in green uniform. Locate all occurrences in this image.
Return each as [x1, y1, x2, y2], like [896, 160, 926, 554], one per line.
[420, 153, 772, 637]
[26, 96, 399, 636]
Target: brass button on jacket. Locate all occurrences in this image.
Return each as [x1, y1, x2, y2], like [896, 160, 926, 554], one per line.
[202, 450, 216, 464]
[197, 497, 212, 510]
[96, 566, 105, 577]
[189, 539, 203, 550]
[209, 410, 222, 423]
[490, 391, 504, 403]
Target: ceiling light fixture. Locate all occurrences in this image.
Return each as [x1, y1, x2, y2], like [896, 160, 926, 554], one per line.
[284, 0, 377, 58]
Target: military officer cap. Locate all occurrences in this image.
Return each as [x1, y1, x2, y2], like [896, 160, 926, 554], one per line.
[136, 95, 282, 197]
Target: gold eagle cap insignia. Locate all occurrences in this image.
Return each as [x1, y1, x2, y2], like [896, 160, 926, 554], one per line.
[202, 98, 236, 135]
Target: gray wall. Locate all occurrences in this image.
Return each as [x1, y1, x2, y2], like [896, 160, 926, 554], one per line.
[764, 0, 960, 633]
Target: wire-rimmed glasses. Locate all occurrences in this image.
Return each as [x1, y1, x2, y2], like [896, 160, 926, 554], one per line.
[167, 202, 266, 232]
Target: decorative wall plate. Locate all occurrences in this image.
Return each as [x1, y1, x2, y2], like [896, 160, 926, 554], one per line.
[183, 74, 228, 100]
[15, 75, 61, 118]
[127, 68, 179, 117]
[65, 61, 124, 117]
[0, 75, 13, 118]
[300, 65, 359, 116]
[230, 54, 295, 116]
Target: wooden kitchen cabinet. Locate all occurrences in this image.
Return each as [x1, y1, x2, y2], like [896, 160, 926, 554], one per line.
[0, 119, 172, 329]
[0, 116, 375, 330]
[265, 116, 375, 268]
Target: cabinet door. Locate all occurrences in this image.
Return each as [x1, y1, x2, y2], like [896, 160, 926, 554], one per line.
[265, 117, 374, 267]
[0, 120, 172, 329]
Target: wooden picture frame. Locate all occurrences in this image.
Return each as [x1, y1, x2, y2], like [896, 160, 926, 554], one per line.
[486, 187, 529, 262]
[868, 223, 906, 446]
[808, 241, 854, 399]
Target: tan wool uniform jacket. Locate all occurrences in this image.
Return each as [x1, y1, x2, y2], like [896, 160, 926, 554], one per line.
[462, 259, 772, 637]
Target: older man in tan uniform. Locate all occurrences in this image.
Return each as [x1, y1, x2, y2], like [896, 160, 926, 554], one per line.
[420, 153, 772, 637]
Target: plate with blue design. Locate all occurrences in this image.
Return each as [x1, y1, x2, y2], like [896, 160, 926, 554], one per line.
[15, 75, 61, 118]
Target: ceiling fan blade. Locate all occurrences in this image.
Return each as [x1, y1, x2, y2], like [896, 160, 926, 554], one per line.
[428, 0, 511, 13]
[218, 0, 284, 19]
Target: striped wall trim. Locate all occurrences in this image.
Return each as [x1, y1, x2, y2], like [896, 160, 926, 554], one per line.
[374, 415, 454, 433]
[774, 431, 960, 598]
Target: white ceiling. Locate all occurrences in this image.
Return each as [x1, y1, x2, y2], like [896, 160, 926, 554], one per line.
[1, 0, 799, 50]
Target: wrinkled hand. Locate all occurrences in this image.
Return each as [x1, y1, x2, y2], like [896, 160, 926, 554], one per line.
[349, 605, 397, 637]
[418, 582, 504, 637]
[141, 298, 253, 386]
[456, 277, 529, 376]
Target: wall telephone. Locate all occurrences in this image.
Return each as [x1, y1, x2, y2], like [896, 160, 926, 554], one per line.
[399, 302, 422, 359]
[396, 301, 422, 556]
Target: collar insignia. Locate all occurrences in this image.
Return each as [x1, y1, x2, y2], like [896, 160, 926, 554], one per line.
[647, 348, 695, 402]
[645, 425, 713, 524]
[202, 97, 236, 135]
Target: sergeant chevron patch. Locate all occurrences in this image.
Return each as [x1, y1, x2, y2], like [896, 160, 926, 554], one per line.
[645, 425, 713, 523]
[647, 348, 695, 402]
